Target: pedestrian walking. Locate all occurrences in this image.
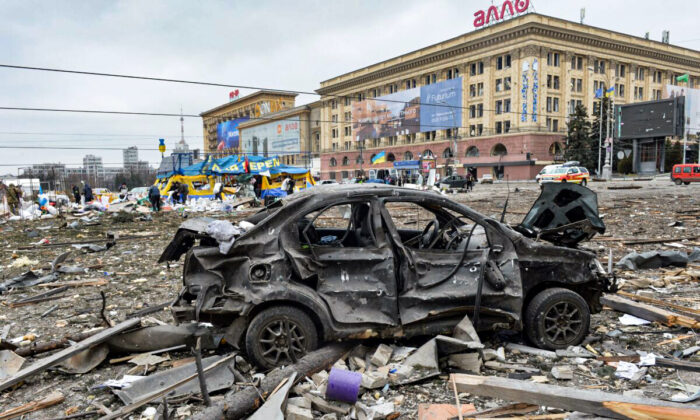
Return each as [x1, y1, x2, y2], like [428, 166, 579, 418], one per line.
[72, 184, 81, 204]
[148, 184, 161, 212]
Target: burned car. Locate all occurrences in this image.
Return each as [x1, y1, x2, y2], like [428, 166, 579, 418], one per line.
[160, 183, 613, 369]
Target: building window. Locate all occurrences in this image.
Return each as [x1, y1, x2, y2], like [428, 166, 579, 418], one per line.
[634, 86, 644, 100]
[466, 146, 479, 157]
[616, 64, 626, 78]
[546, 97, 552, 113]
[331, 100, 337, 109]
[442, 148, 453, 158]
[636, 67, 645, 81]
[388, 84, 397, 94]
[547, 75, 560, 90]
[387, 153, 396, 162]
[470, 62, 484, 76]
[332, 128, 338, 138]
[496, 54, 511, 70]
[653, 70, 663, 83]
[495, 121, 503, 134]
[446, 68, 460, 79]
[504, 77, 511, 90]
[576, 79, 583, 92]
[477, 124, 483, 136]
[342, 156, 349, 165]
[570, 55, 583, 70]
[406, 79, 416, 89]
[477, 103, 483, 117]
[491, 143, 508, 156]
[469, 84, 476, 97]
[469, 105, 476, 118]
[547, 52, 560, 67]
[344, 126, 351, 136]
[504, 120, 511, 133]
[496, 79, 503, 92]
[331, 114, 338, 123]
[477, 83, 483, 96]
[616, 84, 625, 97]
[344, 97, 351, 106]
[329, 172, 336, 180]
[329, 157, 337, 167]
[344, 111, 351, 121]
[504, 99, 511, 113]
[371, 89, 377, 97]
[495, 100, 503, 115]
[594, 60, 606, 74]
[404, 151, 413, 160]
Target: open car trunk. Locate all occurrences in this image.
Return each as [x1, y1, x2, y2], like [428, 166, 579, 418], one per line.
[515, 183, 605, 247]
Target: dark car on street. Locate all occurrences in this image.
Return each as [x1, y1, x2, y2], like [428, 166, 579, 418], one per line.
[438, 174, 469, 189]
[160, 184, 613, 369]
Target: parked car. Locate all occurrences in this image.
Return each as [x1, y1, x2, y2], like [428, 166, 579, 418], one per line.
[671, 163, 700, 185]
[128, 187, 149, 200]
[480, 174, 494, 184]
[539, 166, 590, 186]
[439, 174, 468, 189]
[161, 184, 613, 369]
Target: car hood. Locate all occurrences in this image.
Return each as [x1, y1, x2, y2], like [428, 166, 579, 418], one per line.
[515, 183, 605, 246]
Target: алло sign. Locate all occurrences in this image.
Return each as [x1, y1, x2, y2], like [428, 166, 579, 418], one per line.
[474, 0, 530, 28]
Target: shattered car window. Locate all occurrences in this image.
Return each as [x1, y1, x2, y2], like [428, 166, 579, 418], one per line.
[298, 202, 375, 247]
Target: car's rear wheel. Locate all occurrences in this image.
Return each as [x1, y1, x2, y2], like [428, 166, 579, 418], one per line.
[525, 288, 590, 350]
[683, 181, 690, 185]
[581, 179, 587, 187]
[561, 179, 567, 183]
[245, 306, 318, 369]
[674, 178, 683, 185]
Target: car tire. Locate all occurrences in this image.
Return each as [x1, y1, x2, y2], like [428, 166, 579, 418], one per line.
[245, 306, 318, 369]
[561, 179, 567, 183]
[674, 178, 682, 185]
[581, 179, 587, 187]
[683, 182, 690, 185]
[524, 288, 590, 350]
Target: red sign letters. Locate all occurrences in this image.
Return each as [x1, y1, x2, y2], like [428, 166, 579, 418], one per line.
[474, 0, 530, 28]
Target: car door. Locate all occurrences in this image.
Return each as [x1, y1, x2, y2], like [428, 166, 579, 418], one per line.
[285, 198, 399, 326]
[379, 198, 522, 326]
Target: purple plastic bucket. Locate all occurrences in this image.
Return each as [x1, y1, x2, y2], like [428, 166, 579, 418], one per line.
[325, 367, 362, 403]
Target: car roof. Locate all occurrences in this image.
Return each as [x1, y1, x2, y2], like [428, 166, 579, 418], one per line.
[282, 184, 446, 204]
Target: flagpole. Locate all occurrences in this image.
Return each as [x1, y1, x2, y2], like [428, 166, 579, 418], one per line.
[598, 96, 603, 176]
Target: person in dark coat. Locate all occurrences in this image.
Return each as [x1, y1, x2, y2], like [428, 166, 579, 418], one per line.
[170, 182, 180, 203]
[82, 182, 93, 202]
[148, 184, 161, 212]
[178, 182, 189, 203]
[72, 185, 81, 204]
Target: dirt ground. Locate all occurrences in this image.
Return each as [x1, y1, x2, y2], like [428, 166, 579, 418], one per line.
[0, 179, 698, 419]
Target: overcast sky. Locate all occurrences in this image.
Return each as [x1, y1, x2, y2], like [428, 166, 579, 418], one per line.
[1, 0, 698, 176]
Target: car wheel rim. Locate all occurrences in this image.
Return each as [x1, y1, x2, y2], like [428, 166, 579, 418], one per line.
[543, 301, 582, 345]
[258, 319, 307, 365]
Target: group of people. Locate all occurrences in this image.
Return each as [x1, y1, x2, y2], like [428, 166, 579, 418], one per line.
[168, 181, 190, 204]
[70, 181, 93, 204]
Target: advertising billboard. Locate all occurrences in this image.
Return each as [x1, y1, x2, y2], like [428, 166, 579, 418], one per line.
[664, 85, 700, 135]
[616, 97, 685, 140]
[352, 78, 462, 142]
[216, 117, 249, 150]
[240, 116, 301, 156]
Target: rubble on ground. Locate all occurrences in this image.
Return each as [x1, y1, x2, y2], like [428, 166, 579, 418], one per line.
[0, 181, 698, 419]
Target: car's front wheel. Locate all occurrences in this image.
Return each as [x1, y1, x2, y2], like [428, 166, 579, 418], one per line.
[245, 306, 318, 369]
[524, 288, 590, 350]
[674, 178, 682, 185]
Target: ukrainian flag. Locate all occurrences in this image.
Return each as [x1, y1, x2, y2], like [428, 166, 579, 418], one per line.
[605, 86, 615, 98]
[371, 151, 386, 164]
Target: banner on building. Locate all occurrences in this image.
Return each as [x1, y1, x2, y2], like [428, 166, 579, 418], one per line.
[352, 78, 462, 141]
[216, 117, 249, 150]
[664, 85, 700, 134]
[240, 116, 301, 156]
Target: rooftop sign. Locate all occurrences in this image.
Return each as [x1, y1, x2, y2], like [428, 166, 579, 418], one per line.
[474, 0, 530, 29]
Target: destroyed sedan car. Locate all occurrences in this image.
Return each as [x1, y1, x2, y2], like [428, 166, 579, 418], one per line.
[160, 184, 613, 369]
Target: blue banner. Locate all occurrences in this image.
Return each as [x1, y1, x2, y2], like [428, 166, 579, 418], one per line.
[216, 117, 249, 150]
[419, 78, 462, 132]
[393, 160, 420, 169]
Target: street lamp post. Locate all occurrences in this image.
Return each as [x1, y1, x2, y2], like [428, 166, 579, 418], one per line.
[587, 67, 617, 179]
[438, 99, 458, 175]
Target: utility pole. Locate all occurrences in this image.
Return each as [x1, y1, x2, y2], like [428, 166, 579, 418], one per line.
[598, 97, 603, 176]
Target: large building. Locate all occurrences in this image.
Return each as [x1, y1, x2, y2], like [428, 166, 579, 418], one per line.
[315, 13, 700, 180]
[123, 146, 139, 168]
[200, 90, 297, 156]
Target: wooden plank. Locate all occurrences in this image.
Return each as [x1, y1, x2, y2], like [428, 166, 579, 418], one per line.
[616, 291, 700, 319]
[655, 357, 700, 373]
[450, 373, 700, 420]
[0, 318, 140, 392]
[36, 279, 108, 288]
[622, 235, 700, 245]
[600, 294, 700, 329]
[0, 391, 64, 420]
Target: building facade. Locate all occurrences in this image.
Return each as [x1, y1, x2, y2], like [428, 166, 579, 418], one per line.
[82, 154, 104, 182]
[123, 146, 139, 168]
[200, 90, 297, 156]
[315, 13, 700, 180]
